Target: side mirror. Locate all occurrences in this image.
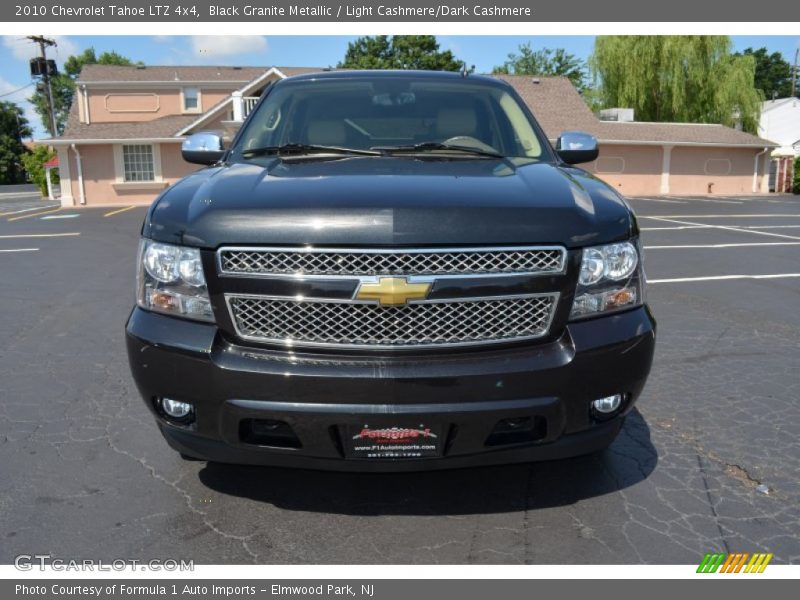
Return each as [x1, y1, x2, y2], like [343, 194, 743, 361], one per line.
[182, 132, 225, 165]
[556, 131, 599, 165]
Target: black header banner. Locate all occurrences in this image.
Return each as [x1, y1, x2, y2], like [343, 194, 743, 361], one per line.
[5, 0, 800, 22]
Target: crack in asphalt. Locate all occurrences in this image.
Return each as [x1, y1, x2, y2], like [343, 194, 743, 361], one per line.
[695, 453, 731, 555]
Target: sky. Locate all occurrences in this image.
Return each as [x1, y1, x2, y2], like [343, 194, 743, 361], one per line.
[2, 35, 799, 138]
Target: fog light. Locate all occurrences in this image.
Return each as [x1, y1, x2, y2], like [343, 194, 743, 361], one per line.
[161, 398, 193, 419]
[591, 394, 622, 415]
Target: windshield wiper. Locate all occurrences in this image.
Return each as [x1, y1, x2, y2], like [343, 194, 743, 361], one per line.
[372, 141, 505, 159]
[241, 143, 380, 158]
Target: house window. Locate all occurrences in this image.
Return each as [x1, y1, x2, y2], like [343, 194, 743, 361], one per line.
[122, 144, 155, 182]
[183, 87, 200, 111]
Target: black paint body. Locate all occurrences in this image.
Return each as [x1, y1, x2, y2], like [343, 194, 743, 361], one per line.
[126, 71, 656, 470]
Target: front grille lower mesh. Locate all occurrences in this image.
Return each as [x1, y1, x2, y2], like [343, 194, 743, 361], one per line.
[219, 247, 565, 277]
[228, 295, 557, 348]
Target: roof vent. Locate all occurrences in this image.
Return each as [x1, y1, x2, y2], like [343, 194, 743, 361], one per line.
[531, 78, 540, 84]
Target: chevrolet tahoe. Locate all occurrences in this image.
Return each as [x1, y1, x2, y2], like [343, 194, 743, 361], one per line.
[125, 70, 656, 471]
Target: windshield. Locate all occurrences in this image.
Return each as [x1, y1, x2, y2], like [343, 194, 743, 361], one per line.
[233, 76, 550, 160]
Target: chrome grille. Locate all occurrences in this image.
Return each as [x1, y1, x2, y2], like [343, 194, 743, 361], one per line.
[218, 246, 565, 277]
[227, 294, 558, 349]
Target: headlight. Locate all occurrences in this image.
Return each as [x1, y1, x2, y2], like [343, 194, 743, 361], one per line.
[570, 240, 643, 320]
[603, 242, 638, 280]
[137, 239, 214, 322]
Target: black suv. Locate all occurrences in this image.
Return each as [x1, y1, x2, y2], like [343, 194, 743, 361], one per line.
[125, 70, 656, 471]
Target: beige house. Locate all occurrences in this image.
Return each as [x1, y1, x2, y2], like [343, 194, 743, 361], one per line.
[47, 65, 320, 207]
[498, 75, 776, 196]
[46, 66, 776, 207]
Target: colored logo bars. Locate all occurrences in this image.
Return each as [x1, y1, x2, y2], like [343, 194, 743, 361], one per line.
[697, 552, 773, 573]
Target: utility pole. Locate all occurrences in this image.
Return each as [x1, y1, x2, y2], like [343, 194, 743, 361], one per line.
[27, 35, 58, 136]
[792, 48, 798, 99]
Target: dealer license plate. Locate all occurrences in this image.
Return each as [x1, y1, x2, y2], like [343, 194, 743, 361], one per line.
[344, 423, 443, 459]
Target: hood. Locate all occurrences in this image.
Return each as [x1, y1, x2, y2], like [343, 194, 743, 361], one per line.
[145, 157, 635, 248]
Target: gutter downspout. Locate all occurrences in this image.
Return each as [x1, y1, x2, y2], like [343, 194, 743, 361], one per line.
[753, 147, 769, 193]
[70, 144, 86, 205]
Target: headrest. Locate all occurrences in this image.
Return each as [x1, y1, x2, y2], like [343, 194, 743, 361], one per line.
[307, 120, 347, 146]
[436, 108, 477, 139]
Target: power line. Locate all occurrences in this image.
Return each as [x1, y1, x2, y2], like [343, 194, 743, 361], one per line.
[0, 82, 35, 99]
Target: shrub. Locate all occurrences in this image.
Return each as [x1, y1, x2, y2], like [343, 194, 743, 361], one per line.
[20, 145, 58, 196]
[794, 156, 799, 195]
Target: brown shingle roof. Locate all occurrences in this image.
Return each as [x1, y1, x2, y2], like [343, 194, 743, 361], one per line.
[496, 74, 775, 147]
[52, 69, 776, 147]
[76, 64, 324, 84]
[59, 99, 196, 141]
[493, 74, 598, 139]
[56, 66, 330, 142]
[594, 121, 773, 146]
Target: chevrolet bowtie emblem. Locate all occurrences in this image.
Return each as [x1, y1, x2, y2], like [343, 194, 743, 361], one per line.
[355, 277, 432, 306]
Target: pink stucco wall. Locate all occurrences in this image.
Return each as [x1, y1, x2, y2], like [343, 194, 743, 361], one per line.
[85, 88, 233, 123]
[585, 144, 765, 196]
[586, 145, 663, 196]
[64, 142, 197, 206]
[161, 142, 199, 182]
[63, 141, 768, 206]
[669, 146, 761, 195]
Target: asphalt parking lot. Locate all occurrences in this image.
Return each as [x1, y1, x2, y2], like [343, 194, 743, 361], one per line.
[0, 194, 798, 565]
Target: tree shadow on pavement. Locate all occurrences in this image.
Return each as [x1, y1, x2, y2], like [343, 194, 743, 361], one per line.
[197, 409, 657, 516]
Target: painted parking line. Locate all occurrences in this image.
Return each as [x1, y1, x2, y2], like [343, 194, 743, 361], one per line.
[40, 214, 80, 220]
[742, 225, 800, 229]
[0, 233, 80, 239]
[0, 204, 61, 217]
[104, 205, 138, 217]
[644, 242, 800, 250]
[0, 191, 40, 199]
[0, 248, 39, 253]
[639, 213, 800, 219]
[649, 273, 800, 284]
[694, 198, 744, 205]
[644, 216, 800, 242]
[7, 207, 61, 222]
[664, 196, 743, 205]
[641, 224, 800, 231]
[641, 225, 711, 231]
[713, 196, 800, 204]
[629, 197, 689, 204]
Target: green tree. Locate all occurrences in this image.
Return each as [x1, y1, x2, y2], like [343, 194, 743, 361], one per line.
[0, 102, 32, 185]
[338, 36, 463, 71]
[29, 47, 139, 136]
[793, 156, 800, 195]
[734, 47, 794, 99]
[591, 36, 764, 132]
[493, 43, 589, 93]
[20, 144, 57, 196]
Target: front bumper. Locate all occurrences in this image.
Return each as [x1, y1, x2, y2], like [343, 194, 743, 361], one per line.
[125, 306, 656, 471]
